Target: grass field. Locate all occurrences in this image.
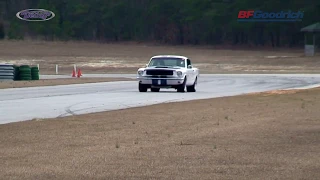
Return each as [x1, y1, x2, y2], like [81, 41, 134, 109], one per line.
[1, 40, 319, 75]
[0, 87, 319, 179]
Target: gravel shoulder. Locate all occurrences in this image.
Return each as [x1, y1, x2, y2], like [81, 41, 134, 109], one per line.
[0, 87, 319, 179]
[0, 77, 132, 89]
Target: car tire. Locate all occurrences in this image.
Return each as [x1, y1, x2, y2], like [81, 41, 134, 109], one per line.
[177, 77, 186, 93]
[187, 77, 197, 92]
[151, 88, 160, 92]
[139, 83, 148, 92]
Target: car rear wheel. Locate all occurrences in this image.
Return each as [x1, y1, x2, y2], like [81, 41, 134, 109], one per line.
[151, 88, 160, 92]
[139, 83, 148, 92]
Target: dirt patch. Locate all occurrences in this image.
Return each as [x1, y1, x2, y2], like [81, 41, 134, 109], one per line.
[247, 87, 320, 96]
[0, 77, 132, 89]
[0, 88, 320, 179]
[247, 89, 302, 96]
[0, 40, 319, 74]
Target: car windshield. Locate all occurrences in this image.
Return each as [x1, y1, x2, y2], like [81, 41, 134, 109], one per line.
[148, 58, 185, 67]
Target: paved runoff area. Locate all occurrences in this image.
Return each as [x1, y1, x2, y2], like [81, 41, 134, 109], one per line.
[1, 74, 320, 124]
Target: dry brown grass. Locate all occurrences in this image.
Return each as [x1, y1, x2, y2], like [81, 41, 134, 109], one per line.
[1, 40, 319, 74]
[0, 87, 319, 179]
[0, 77, 132, 89]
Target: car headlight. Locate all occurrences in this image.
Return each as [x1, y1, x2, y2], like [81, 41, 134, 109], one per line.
[138, 70, 144, 76]
[176, 71, 183, 77]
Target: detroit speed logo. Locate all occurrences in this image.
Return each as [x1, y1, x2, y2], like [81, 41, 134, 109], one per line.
[16, 9, 55, 21]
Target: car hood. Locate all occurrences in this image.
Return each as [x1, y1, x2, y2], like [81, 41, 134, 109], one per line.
[144, 67, 183, 70]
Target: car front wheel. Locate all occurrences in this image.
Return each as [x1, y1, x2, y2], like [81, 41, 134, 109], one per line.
[139, 83, 148, 92]
[187, 77, 197, 92]
[177, 77, 186, 92]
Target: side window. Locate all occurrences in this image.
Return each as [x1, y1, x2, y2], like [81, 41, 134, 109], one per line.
[187, 59, 191, 68]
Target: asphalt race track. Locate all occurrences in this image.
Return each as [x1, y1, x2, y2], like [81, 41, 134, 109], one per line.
[1, 74, 320, 124]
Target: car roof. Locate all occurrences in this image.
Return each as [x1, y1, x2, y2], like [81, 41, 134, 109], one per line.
[151, 55, 188, 59]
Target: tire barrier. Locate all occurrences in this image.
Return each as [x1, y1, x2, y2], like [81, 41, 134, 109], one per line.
[0, 64, 14, 81]
[0, 64, 40, 81]
[31, 66, 40, 80]
[19, 65, 32, 81]
[13, 65, 20, 81]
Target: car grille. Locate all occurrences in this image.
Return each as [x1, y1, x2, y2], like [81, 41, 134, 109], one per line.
[146, 70, 173, 76]
[150, 75, 169, 78]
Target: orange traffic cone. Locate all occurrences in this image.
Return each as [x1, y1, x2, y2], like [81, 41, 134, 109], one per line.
[77, 69, 82, 78]
[72, 69, 76, 77]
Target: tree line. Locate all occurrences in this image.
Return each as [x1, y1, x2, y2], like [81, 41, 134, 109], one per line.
[0, 0, 319, 47]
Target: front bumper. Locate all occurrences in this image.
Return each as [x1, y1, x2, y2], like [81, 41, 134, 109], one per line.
[137, 76, 185, 87]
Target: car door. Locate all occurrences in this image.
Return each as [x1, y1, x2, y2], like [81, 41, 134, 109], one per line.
[186, 59, 195, 85]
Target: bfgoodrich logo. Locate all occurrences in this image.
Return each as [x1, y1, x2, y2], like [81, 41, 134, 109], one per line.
[16, 9, 55, 21]
[238, 10, 304, 22]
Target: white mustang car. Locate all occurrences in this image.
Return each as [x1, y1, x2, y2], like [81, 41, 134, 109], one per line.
[136, 55, 199, 92]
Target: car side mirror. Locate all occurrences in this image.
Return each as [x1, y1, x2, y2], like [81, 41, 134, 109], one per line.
[187, 65, 192, 69]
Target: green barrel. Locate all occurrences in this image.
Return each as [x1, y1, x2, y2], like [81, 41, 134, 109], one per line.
[31, 66, 40, 80]
[19, 65, 32, 81]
